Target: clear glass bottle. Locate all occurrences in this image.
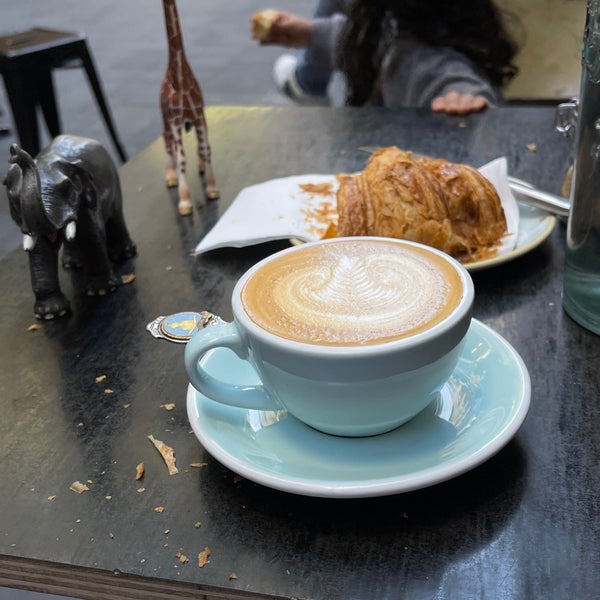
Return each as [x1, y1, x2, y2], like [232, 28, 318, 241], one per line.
[563, 0, 600, 334]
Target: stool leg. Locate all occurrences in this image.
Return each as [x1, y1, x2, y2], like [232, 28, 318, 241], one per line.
[35, 66, 62, 138]
[77, 41, 128, 162]
[0, 104, 10, 135]
[2, 69, 41, 156]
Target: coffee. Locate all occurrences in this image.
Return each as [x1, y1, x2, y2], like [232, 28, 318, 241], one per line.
[187, 237, 473, 436]
[241, 239, 463, 346]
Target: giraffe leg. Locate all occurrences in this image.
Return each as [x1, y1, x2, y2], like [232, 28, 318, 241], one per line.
[166, 167, 178, 188]
[193, 114, 219, 200]
[162, 125, 178, 188]
[202, 162, 219, 201]
[171, 123, 193, 215]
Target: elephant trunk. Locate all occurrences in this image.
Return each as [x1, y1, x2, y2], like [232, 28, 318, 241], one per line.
[8, 145, 54, 250]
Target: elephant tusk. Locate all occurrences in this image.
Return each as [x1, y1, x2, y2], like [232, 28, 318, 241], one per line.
[65, 221, 76, 241]
[23, 234, 36, 252]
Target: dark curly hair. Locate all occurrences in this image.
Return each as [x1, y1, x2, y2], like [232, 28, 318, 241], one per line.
[338, 0, 519, 106]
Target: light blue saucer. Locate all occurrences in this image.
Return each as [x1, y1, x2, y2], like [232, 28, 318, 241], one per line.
[186, 319, 530, 498]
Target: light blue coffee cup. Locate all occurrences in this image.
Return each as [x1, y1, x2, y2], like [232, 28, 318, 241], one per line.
[185, 238, 474, 437]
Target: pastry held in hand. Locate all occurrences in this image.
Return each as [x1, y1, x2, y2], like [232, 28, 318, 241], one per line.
[252, 9, 280, 41]
[337, 147, 507, 261]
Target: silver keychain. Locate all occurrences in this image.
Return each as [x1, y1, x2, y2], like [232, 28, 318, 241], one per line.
[146, 311, 225, 343]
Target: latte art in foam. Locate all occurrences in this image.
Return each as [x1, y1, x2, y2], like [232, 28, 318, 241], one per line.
[242, 240, 463, 346]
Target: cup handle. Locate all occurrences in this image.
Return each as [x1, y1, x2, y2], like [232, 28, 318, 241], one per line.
[184, 321, 282, 411]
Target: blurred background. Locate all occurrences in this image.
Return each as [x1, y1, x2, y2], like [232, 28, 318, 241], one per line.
[0, 0, 586, 258]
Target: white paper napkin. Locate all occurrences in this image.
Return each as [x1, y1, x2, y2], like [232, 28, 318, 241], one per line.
[194, 157, 518, 256]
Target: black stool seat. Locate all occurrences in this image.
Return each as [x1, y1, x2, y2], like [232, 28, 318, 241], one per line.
[0, 27, 127, 162]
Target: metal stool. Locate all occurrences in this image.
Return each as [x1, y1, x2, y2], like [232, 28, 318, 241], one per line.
[0, 27, 127, 162]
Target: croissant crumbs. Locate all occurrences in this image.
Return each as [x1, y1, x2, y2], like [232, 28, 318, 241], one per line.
[335, 146, 507, 263]
[299, 182, 334, 196]
[297, 181, 338, 238]
[147, 434, 178, 475]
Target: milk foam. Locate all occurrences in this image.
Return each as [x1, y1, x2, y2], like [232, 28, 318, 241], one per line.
[242, 240, 462, 345]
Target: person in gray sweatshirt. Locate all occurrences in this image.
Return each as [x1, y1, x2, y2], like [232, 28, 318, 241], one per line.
[261, 0, 519, 115]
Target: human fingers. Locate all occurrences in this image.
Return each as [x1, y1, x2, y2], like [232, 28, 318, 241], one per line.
[431, 91, 460, 113]
[451, 94, 489, 114]
[431, 92, 489, 115]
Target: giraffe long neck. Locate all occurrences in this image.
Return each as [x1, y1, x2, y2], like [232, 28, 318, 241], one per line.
[162, 0, 186, 66]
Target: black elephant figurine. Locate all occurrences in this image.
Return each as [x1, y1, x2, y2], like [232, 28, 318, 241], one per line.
[4, 135, 137, 320]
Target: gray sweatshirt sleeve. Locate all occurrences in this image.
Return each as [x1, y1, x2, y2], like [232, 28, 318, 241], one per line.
[310, 13, 347, 71]
[380, 38, 503, 107]
[308, 15, 502, 107]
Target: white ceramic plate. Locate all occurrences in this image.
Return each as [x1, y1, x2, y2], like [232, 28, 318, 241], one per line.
[186, 319, 531, 498]
[194, 158, 531, 267]
[291, 201, 555, 272]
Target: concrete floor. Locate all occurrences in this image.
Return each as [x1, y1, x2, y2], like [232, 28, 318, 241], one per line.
[0, 1, 586, 598]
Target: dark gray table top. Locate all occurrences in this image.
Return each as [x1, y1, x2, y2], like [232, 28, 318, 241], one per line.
[0, 106, 598, 600]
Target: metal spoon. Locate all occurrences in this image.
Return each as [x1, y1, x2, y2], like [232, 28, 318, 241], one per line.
[507, 177, 570, 217]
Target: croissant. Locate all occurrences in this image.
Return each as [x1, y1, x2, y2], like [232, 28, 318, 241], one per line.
[336, 147, 507, 260]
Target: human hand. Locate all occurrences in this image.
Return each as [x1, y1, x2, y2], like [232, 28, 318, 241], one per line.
[256, 12, 312, 48]
[431, 92, 489, 115]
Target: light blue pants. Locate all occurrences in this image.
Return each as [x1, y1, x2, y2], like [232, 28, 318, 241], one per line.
[295, 0, 347, 95]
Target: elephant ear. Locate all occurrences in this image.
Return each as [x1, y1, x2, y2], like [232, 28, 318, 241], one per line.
[3, 163, 24, 227]
[62, 159, 97, 209]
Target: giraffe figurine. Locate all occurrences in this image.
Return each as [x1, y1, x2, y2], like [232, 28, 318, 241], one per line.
[160, 0, 219, 215]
